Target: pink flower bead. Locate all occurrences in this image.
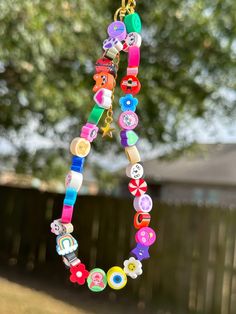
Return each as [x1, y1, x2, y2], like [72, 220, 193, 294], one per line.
[80, 123, 99, 142]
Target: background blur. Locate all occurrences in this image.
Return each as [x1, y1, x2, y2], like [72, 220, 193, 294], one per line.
[0, 0, 236, 313]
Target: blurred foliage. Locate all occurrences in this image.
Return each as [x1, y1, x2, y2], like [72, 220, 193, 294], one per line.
[0, 0, 236, 179]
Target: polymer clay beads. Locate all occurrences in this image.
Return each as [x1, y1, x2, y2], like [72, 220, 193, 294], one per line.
[50, 2, 156, 293]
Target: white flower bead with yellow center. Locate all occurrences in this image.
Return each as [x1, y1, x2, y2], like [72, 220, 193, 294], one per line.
[123, 257, 143, 279]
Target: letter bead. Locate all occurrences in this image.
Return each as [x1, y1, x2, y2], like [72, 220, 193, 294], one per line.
[126, 163, 144, 179]
[70, 137, 91, 158]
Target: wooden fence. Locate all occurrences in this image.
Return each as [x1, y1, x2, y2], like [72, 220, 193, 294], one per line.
[0, 185, 236, 314]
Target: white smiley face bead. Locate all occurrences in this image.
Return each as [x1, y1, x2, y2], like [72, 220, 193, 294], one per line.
[123, 257, 143, 279]
[126, 163, 144, 179]
[123, 32, 142, 52]
[133, 194, 153, 212]
[107, 266, 127, 290]
[118, 111, 139, 130]
[135, 227, 156, 247]
[65, 171, 83, 192]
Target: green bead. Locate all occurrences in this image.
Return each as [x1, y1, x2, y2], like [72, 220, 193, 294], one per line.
[87, 104, 104, 124]
[124, 13, 142, 34]
[87, 268, 107, 292]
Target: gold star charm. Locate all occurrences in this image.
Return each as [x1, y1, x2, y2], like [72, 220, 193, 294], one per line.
[101, 123, 115, 138]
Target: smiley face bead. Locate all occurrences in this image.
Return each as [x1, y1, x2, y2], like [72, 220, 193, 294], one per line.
[135, 227, 156, 247]
[107, 21, 127, 41]
[123, 257, 143, 279]
[118, 111, 139, 130]
[126, 163, 144, 179]
[70, 137, 91, 158]
[87, 268, 107, 292]
[107, 266, 127, 290]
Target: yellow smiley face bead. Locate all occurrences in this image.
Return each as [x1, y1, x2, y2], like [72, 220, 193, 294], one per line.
[107, 266, 127, 290]
[70, 137, 91, 158]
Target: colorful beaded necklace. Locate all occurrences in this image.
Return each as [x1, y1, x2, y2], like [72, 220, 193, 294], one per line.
[50, 0, 156, 292]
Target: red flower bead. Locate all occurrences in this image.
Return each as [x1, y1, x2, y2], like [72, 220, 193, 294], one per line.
[69, 263, 89, 285]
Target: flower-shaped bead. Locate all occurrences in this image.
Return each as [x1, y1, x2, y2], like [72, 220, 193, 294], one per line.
[69, 263, 89, 285]
[119, 94, 138, 112]
[123, 257, 143, 279]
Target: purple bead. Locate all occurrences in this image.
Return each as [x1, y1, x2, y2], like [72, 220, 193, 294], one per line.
[107, 21, 127, 41]
[131, 243, 150, 261]
[120, 130, 139, 147]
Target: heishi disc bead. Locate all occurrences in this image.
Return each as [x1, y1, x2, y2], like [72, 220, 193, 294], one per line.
[127, 67, 139, 76]
[80, 123, 99, 142]
[70, 137, 91, 158]
[87, 268, 107, 292]
[124, 12, 142, 34]
[118, 111, 139, 130]
[107, 266, 127, 290]
[104, 47, 119, 60]
[107, 21, 127, 41]
[128, 178, 147, 196]
[135, 227, 156, 247]
[126, 163, 144, 179]
[120, 130, 139, 147]
[71, 156, 85, 173]
[93, 88, 112, 110]
[123, 32, 142, 52]
[65, 171, 83, 192]
[63, 188, 77, 206]
[133, 194, 153, 212]
[125, 145, 141, 164]
[120, 75, 141, 95]
[87, 105, 105, 124]
[128, 46, 140, 68]
[134, 211, 151, 229]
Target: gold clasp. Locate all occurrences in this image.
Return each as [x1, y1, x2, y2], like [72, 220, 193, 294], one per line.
[114, 0, 136, 21]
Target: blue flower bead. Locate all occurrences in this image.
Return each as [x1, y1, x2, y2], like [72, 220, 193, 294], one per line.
[119, 94, 138, 112]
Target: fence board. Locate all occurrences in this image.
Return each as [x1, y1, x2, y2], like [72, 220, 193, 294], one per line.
[1, 185, 236, 314]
